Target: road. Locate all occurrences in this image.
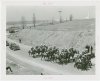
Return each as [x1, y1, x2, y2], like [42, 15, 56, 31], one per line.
[6, 38, 69, 75]
[6, 38, 95, 75]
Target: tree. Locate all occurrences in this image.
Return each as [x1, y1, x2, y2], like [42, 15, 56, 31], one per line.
[69, 14, 73, 21]
[58, 11, 62, 23]
[33, 13, 36, 27]
[21, 16, 26, 29]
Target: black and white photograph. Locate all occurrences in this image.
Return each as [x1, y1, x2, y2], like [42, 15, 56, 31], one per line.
[6, 6, 95, 75]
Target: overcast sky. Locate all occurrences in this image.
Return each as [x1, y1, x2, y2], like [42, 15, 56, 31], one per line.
[7, 6, 95, 22]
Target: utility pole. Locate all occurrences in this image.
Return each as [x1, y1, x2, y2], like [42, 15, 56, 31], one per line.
[88, 7, 90, 19]
[51, 17, 54, 25]
[33, 13, 36, 27]
[21, 16, 25, 29]
[58, 11, 62, 23]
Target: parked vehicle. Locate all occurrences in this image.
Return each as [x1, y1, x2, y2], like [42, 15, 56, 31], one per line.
[9, 43, 20, 51]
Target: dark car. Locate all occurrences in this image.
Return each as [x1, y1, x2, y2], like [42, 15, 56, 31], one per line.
[9, 43, 20, 51]
[9, 29, 15, 33]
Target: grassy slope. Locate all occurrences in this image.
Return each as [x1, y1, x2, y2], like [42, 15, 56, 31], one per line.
[9, 19, 95, 52]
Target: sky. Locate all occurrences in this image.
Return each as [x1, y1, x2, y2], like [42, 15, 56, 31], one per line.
[7, 6, 95, 22]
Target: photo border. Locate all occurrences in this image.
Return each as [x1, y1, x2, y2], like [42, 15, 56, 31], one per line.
[0, 0, 100, 80]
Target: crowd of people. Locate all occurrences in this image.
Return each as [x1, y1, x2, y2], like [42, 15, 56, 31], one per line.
[28, 45, 95, 70]
[6, 40, 95, 71]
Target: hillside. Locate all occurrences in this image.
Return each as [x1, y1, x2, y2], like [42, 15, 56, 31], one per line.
[6, 19, 95, 75]
[8, 19, 95, 52]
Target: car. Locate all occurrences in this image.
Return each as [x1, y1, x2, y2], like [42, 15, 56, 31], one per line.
[9, 29, 15, 33]
[9, 43, 20, 51]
